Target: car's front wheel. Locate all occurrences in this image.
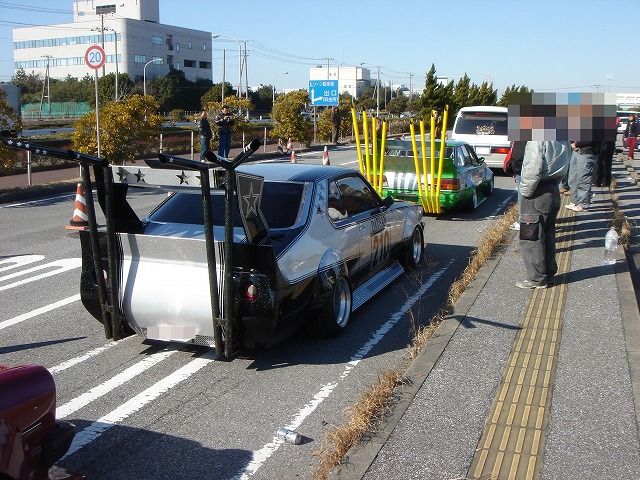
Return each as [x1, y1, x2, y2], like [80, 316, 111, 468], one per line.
[312, 275, 352, 337]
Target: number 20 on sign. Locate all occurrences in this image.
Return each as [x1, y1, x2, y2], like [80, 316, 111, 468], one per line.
[85, 45, 106, 70]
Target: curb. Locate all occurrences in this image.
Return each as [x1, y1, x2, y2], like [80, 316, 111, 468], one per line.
[0, 181, 78, 204]
[332, 231, 517, 479]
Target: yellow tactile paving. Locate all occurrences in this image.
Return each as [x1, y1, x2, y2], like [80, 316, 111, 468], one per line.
[468, 204, 575, 479]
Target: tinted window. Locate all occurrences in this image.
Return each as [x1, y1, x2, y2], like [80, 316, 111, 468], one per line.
[454, 112, 508, 135]
[336, 176, 378, 216]
[148, 182, 305, 229]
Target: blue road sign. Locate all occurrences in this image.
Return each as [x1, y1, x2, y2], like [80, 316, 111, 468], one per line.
[309, 80, 339, 106]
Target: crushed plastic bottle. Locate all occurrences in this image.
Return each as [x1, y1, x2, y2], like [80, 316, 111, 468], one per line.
[603, 227, 619, 265]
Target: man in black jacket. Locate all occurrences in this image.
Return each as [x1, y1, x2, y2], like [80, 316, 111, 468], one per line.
[215, 105, 234, 158]
[198, 110, 212, 161]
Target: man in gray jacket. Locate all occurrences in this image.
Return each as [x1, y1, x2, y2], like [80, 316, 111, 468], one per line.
[517, 141, 571, 289]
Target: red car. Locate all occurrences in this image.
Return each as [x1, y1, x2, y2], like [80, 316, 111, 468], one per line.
[0, 364, 79, 480]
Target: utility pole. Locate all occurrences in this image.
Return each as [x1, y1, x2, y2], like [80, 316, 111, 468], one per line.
[243, 41, 249, 119]
[376, 66, 381, 117]
[104, 26, 119, 100]
[40, 55, 52, 116]
[221, 48, 225, 105]
[409, 72, 414, 102]
[100, 14, 105, 77]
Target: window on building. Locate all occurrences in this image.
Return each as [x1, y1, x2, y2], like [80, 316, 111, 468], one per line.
[199, 61, 211, 69]
[203, 43, 206, 51]
[188, 41, 192, 49]
[176, 42, 180, 52]
[152, 56, 163, 64]
[152, 36, 163, 45]
[184, 59, 195, 68]
[175, 62, 181, 70]
[134, 54, 146, 63]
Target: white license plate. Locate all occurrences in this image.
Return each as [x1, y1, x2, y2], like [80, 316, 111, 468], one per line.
[475, 146, 490, 155]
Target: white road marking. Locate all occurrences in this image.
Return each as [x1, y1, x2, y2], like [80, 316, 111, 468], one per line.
[56, 349, 177, 419]
[0, 255, 45, 273]
[341, 160, 358, 165]
[0, 258, 81, 291]
[50, 339, 129, 374]
[0, 294, 80, 331]
[0, 193, 75, 208]
[486, 191, 517, 219]
[234, 260, 454, 479]
[61, 352, 215, 460]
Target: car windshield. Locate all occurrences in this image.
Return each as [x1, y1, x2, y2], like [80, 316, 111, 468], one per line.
[148, 181, 306, 229]
[455, 112, 508, 135]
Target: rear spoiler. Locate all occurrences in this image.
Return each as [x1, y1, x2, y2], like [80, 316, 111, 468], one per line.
[0, 135, 262, 358]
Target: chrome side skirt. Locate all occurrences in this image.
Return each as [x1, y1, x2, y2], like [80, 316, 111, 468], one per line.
[352, 261, 404, 311]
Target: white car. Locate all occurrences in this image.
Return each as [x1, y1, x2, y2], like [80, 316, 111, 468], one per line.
[451, 106, 509, 169]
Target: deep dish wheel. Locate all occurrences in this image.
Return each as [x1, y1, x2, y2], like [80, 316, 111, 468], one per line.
[313, 275, 352, 337]
[401, 227, 424, 269]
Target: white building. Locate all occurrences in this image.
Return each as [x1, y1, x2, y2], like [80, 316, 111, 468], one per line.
[309, 65, 371, 99]
[12, 0, 212, 83]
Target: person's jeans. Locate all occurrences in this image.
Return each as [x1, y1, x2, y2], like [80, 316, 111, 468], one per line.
[568, 150, 595, 208]
[200, 136, 210, 161]
[628, 137, 637, 160]
[218, 132, 231, 158]
[519, 181, 561, 284]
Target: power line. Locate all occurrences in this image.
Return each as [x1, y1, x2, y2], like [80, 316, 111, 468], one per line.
[0, 2, 71, 14]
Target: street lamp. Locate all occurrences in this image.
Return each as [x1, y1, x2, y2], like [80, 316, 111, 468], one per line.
[212, 33, 242, 98]
[143, 58, 162, 97]
[272, 72, 288, 105]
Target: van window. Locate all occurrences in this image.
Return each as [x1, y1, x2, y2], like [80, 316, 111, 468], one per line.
[454, 112, 508, 136]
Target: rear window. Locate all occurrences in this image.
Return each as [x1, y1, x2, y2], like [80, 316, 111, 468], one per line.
[454, 112, 508, 135]
[148, 181, 306, 229]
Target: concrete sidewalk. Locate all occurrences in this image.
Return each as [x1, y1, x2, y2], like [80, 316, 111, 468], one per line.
[336, 156, 640, 479]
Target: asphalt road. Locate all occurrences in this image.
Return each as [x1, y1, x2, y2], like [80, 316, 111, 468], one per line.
[0, 146, 517, 480]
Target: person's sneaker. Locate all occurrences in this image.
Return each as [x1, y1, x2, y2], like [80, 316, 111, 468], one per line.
[509, 221, 520, 231]
[565, 203, 586, 212]
[565, 203, 576, 210]
[516, 279, 548, 289]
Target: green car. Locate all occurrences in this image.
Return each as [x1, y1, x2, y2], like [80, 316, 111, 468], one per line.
[379, 139, 495, 211]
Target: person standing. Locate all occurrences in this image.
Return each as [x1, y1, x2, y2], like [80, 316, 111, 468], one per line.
[624, 113, 638, 160]
[215, 105, 234, 158]
[198, 110, 212, 161]
[504, 140, 526, 230]
[516, 141, 571, 289]
[565, 141, 599, 212]
[330, 106, 340, 144]
[595, 140, 615, 187]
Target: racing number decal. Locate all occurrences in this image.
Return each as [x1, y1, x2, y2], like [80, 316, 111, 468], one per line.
[370, 214, 390, 269]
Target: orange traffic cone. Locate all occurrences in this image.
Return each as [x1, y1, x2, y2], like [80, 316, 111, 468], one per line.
[322, 146, 330, 165]
[286, 138, 292, 151]
[65, 183, 89, 230]
[290, 150, 297, 163]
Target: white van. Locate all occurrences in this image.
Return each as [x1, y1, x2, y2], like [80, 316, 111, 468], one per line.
[451, 106, 509, 169]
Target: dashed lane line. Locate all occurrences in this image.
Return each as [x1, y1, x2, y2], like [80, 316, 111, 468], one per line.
[0, 294, 80, 331]
[56, 348, 177, 419]
[61, 351, 216, 460]
[0, 258, 81, 291]
[50, 338, 132, 374]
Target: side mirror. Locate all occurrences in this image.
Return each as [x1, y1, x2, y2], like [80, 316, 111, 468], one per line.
[478, 156, 485, 163]
[381, 196, 394, 209]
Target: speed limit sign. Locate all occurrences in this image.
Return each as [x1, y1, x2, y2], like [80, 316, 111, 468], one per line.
[85, 45, 106, 70]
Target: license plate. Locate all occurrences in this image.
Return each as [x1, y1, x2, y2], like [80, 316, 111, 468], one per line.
[475, 146, 490, 155]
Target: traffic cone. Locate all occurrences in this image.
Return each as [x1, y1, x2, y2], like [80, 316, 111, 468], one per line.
[65, 183, 89, 230]
[290, 150, 297, 163]
[286, 138, 292, 151]
[322, 146, 330, 165]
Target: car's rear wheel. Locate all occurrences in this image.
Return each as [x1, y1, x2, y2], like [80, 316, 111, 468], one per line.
[401, 226, 424, 269]
[312, 275, 352, 337]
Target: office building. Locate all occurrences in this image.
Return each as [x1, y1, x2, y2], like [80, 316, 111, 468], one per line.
[309, 65, 371, 99]
[12, 0, 212, 82]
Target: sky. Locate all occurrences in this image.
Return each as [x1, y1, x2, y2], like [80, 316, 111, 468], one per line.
[1, 0, 639, 96]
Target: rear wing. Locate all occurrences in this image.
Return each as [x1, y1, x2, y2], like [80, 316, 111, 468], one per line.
[0, 135, 262, 358]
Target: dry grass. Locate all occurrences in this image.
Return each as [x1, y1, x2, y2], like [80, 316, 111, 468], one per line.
[313, 370, 403, 480]
[610, 190, 634, 249]
[312, 203, 518, 479]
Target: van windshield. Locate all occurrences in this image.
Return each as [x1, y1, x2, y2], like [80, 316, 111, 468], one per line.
[455, 112, 508, 135]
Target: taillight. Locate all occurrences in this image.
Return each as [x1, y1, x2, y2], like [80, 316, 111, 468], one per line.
[241, 282, 258, 302]
[439, 178, 460, 191]
[491, 146, 510, 154]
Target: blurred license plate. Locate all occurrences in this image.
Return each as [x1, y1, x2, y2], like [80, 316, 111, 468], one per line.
[475, 146, 490, 155]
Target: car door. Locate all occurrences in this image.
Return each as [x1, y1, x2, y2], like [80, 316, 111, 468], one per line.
[335, 175, 393, 280]
[464, 144, 488, 186]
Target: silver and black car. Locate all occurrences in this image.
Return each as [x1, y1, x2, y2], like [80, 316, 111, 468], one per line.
[79, 162, 425, 350]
